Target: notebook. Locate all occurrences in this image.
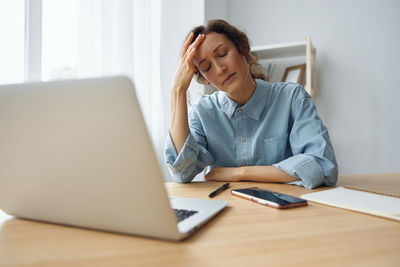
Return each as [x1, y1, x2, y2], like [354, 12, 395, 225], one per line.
[0, 76, 228, 241]
[301, 187, 400, 221]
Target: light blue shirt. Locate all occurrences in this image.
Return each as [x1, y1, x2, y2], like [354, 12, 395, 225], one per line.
[164, 79, 338, 189]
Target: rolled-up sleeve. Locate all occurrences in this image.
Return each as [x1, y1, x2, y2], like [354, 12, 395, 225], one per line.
[273, 87, 338, 189]
[164, 108, 214, 183]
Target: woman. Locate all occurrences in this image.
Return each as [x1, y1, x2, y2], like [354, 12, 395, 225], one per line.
[165, 19, 338, 189]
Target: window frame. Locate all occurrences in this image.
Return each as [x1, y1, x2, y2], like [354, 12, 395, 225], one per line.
[24, 0, 42, 82]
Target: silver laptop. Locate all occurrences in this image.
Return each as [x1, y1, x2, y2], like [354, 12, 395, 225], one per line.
[0, 76, 228, 241]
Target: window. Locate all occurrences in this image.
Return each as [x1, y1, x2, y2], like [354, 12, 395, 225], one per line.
[42, 0, 79, 80]
[1, 0, 136, 83]
[1, 0, 166, 179]
[41, 0, 132, 81]
[0, 0, 25, 84]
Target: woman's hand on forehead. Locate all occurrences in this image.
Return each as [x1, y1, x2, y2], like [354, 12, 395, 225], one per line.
[172, 33, 206, 92]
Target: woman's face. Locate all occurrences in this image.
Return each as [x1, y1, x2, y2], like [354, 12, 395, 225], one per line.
[193, 32, 253, 98]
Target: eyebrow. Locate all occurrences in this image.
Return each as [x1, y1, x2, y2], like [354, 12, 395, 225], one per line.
[198, 43, 225, 67]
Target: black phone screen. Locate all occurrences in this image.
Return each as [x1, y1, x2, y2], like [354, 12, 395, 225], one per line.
[234, 187, 306, 205]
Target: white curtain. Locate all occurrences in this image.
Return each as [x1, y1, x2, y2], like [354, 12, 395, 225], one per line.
[131, 0, 165, 164]
[77, 0, 136, 79]
[77, 0, 165, 173]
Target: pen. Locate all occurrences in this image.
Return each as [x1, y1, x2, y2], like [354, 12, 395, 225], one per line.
[208, 183, 230, 198]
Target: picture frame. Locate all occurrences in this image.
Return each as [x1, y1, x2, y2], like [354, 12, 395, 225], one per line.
[282, 64, 306, 84]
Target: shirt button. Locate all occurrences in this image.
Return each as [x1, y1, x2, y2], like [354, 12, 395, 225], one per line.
[238, 108, 243, 112]
[241, 137, 246, 142]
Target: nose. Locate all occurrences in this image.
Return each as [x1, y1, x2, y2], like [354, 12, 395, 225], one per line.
[215, 62, 227, 75]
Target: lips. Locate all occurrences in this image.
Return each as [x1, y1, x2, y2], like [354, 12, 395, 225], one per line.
[222, 73, 236, 85]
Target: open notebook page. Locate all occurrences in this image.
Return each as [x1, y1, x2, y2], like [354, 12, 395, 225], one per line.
[301, 187, 400, 221]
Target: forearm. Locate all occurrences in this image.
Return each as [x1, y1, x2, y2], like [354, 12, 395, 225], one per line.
[205, 165, 300, 183]
[169, 32, 205, 155]
[169, 87, 189, 154]
[240, 166, 299, 183]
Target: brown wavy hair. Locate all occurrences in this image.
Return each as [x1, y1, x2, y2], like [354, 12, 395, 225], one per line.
[189, 19, 266, 84]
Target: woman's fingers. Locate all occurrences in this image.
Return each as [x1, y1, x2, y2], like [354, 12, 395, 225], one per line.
[185, 45, 199, 67]
[173, 33, 206, 92]
[181, 32, 194, 57]
[183, 34, 206, 71]
[187, 34, 205, 54]
[182, 33, 205, 60]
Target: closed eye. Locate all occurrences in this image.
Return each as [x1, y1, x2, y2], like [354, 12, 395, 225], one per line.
[204, 64, 211, 72]
[202, 51, 227, 73]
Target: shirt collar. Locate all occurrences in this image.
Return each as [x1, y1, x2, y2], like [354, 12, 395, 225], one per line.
[243, 79, 271, 120]
[220, 93, 238, 119]
[219, 79, 271, 120]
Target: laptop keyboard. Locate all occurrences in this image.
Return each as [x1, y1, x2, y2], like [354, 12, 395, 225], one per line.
[173, 208, 198, 222]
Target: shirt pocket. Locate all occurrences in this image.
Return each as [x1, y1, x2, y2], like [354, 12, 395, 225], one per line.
[262, 133, 289, 165]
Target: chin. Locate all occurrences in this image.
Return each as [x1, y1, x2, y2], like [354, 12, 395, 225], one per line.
[225, 80, 242, 93]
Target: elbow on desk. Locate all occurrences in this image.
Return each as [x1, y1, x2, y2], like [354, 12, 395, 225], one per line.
[325, 164, 339, 187]
[173, 173, 195, 184]
[167, 166, 198, 184]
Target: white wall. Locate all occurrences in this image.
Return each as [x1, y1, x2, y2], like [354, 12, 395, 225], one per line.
[205, 0, 229, 21]
[225, 0, 400, 175]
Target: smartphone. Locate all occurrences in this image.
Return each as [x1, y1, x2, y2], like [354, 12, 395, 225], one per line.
[231, 187, 308, 209]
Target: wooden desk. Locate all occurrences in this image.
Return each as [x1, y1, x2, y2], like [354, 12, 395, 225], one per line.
[1, 173, 399, 266]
